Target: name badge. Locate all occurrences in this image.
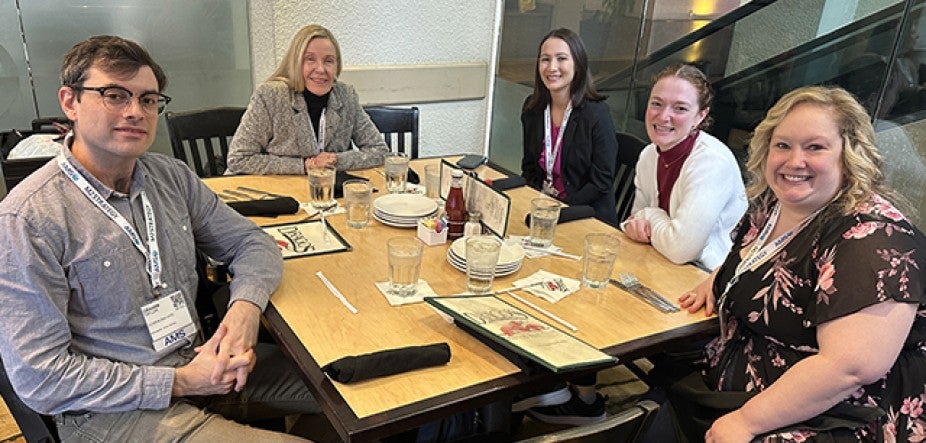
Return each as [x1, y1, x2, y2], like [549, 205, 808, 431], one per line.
[542, 180, 557, 196]
[141, 291, 197, 352]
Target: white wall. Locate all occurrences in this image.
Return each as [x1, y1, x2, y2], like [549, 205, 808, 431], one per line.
[247, 0, 501, 157]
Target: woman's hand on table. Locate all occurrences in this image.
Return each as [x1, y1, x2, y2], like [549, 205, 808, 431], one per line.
[679, 269, 718, 316]
[622, 216, 652, 243]
[304, 152, 337, 170]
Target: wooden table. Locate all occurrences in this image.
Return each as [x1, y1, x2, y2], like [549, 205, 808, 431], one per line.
[204, 158, 716, 441]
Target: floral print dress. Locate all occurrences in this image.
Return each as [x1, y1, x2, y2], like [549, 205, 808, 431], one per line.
[706, 194, 926, 442]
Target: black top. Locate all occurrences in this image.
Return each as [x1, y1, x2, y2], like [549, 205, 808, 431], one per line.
[302, 90, 330, 138]
[520, 99, 619, 225]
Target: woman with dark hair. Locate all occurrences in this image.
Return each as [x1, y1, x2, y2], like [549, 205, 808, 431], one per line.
[622, 63, 747, 270]
[513, 29, 614, 426]
[227, 24, 387, 174]
[520, 28, 618, 225]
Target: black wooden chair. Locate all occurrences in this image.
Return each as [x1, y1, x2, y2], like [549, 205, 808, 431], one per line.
[614, 132, 647, 222]
[165, 107, 245, 178]
[515, 400, 658, 442]
[364, 106, 420, 159]
[0, 357, 59, 442]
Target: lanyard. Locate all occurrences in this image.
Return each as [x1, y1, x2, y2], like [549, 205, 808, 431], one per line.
[716, 202, 822, 341]
[542, 102, 572, 191]
[56, 154, 163, 291]
[313, 108, 327, 155]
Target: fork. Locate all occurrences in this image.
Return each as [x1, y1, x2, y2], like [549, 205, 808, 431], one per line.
[616, 272, 680, 313]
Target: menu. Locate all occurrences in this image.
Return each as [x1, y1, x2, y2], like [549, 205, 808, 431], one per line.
[438, 159, 510, 237]
[425, 295, 617, 373]
[262, 220, 351, 259]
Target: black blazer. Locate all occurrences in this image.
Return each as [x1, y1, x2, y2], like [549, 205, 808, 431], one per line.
[521, 99, 618, 225]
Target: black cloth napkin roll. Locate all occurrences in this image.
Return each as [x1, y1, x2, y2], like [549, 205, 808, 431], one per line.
[335, 171, 368, 198]
[321, 343, 451, 383]
[489, 175, 526, 191]
[524, 205, 595, 227]
[228, 196, 300, 217]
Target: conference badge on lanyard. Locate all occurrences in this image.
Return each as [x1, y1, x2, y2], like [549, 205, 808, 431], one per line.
[542, 102, 571, 196]
[142, 291, 197, 352]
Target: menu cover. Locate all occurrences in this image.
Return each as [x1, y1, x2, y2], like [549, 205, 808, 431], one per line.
[262, 220, 351, 259]
[438, 159, 511, 237]
[425, 295, 617, 373]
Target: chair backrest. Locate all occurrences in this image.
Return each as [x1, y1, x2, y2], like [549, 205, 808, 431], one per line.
[0, 357, 59, 442]
[516, 400, 658, 443]
[164, 107, 245, 178]
[364, 106, 420, 159]
[614, 132, 648, 222]
[2, 157, 54, 193]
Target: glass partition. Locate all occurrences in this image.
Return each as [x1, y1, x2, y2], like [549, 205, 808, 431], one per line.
[489, 0, 926, 226]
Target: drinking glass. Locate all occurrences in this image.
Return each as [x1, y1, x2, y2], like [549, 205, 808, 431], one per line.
[384, 152, 409, 193]
[582, 234, 620, 289]
[307, 166, 336, 211]
[387, 237, 423, 296]
[343, 179, 372, 228]
[424, 164, 440, 200]
[529, 198, 561, 247]
[465, 236, 501, 294]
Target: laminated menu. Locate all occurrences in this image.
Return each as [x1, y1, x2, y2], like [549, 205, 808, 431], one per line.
[425, 295, 617, 373]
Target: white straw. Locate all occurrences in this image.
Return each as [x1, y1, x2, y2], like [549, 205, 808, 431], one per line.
[316, 271, 358, 314]
[505, 290, 578, 332]
[521, 245, 580, 260]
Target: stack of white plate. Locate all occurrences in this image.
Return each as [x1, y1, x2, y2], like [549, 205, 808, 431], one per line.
[372, 194, 439, 228]
[446, 237, 526, 277]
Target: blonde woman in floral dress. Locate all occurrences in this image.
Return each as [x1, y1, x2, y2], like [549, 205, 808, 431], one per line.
[674, 86, 926, 442]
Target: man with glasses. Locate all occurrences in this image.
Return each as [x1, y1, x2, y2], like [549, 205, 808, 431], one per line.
[0, 35, 318, 441]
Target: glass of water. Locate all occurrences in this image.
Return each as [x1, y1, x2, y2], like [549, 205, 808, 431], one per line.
[582, 234, 620, 289]
[529, 198, 561, 247]
[307, 166, 336, 211]
[384, 152, 409, 193]
[343, 179, 372, 228]
[387, 237, 423, 296]
[465, 236, 501, 294]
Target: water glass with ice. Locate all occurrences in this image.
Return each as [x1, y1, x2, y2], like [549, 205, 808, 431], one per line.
[343, 179, 372, 228]
[424, 164, 440, 200]
[384, 152, 409, 193]
[582, 234, 620, 289]
[307, 166, 336, 211]
[465, 236, 501, 294]
[529, 198, 561, 247]
[387, 237, 423, 297]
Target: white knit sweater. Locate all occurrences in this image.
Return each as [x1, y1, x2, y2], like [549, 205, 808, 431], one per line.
[628, 131, 747, 269]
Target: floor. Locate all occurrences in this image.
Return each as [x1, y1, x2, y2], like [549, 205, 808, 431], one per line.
[0, 362, 652, 442]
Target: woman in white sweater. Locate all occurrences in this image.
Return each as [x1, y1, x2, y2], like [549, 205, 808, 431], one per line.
[622, 64, 746, 269]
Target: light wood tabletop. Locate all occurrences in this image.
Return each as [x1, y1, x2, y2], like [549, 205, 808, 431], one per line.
[203, 158, 716, 441]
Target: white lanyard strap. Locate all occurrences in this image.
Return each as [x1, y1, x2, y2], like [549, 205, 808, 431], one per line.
[314, 108, 327, 155]
[717, 202, 822, 341]
[543, 102, 572, 188]
[56, 154, 163, 290]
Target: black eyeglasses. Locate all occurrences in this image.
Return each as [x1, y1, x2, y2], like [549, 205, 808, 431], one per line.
[70, 85, 172, 115]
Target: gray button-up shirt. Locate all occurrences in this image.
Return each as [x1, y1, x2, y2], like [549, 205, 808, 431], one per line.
[0, 148, 282, 414]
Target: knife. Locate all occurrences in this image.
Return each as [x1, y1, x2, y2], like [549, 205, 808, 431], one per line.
[609, 278, 679, 313]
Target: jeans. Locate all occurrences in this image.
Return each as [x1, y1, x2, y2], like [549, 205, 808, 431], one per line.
[55, 344, 320, 442]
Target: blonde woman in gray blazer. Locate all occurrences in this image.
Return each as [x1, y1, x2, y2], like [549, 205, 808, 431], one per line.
[227, 25, 388, 174]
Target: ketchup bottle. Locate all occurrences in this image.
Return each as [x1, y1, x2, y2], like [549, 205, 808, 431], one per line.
[445, 169, 466, 240]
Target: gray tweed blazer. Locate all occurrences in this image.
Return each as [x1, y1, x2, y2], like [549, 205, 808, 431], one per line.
[226, 80, 388, 174]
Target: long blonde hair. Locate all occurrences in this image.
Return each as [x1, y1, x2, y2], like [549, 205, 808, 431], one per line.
[269, 24, 342, 92]
[745, 86, 900, 216]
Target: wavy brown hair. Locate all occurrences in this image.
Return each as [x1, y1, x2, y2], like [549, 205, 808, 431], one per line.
[745, 85, 901, 216]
